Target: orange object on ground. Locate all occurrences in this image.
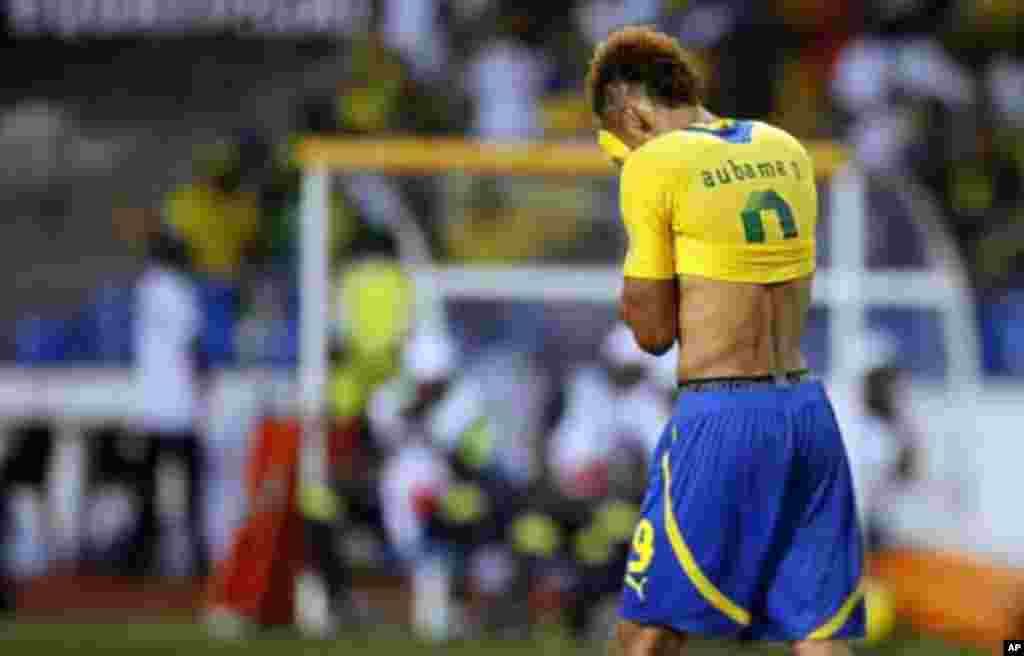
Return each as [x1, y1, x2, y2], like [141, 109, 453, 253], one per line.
[868, 547, 1024, 654]
[204, 416, 305, 627]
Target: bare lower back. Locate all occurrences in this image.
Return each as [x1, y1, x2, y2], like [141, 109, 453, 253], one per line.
[674, 273, 813, 382]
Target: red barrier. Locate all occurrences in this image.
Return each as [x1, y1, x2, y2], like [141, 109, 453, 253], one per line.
[203, 416, 304, 627]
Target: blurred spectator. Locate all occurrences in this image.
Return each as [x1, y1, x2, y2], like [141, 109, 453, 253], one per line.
[290, 60, 454, 629]
[758, 0, 859, 136]
[380, 423, 454, 640]
[918, 109, 1023, 289]
[80, 425, 149, 574]
[372, 330, 533, 639]
[380, 0, 449, 83]
[462, 345, 552, 485]
[574, 0, 661, 48]
[841, 332, 920, 549]
[832, 29, 975, 174]
[234, 276, 296, 367]
[372, 332, 462, 561]
[165, 141, 262, 283]
[372, 332, 462, 640]
[548, 322, 671, 500]
[464, 7, 552, 141]
[294, 244, 415, 629]
[986, 55, 1024, 131]
[513, 323, 672, 644]
[0, 422, 54, 611]
[328, 241, 414, 424]
[335, 35, 460, 137]
[164, 139, 262, 364]
[548, 366, 616, 500]
[132, 227, 209, 577]
[318, 241, 413, 470]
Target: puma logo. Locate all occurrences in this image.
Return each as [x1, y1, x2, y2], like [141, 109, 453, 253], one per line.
[625, 573, 648, 600]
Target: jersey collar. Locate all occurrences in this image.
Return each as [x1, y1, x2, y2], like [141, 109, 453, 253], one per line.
[598, 130, 632, 167]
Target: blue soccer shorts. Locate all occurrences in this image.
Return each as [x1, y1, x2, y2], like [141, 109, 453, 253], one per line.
[619, 380, 866, 641]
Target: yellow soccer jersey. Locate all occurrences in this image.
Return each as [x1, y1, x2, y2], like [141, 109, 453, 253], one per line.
[616, 119, 817, 283]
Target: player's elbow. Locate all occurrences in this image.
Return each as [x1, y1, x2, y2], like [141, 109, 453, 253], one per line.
[620, 285, 677, 355]
[634, 332, 674, 356]
[620, 306, 675, 355]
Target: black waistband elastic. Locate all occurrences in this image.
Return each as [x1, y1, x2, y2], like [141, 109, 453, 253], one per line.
[678, 369, 811, 393]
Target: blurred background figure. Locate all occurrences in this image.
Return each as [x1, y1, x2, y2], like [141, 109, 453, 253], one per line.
[372, 329, 528, 641]
[380, 0, 449, 84]
[164, 139, 263, 367]
[296, 240, 416, 635]
[165, 139, 264, 282]
[537, 322, 672, 644]
[464, 4, 552, 143]
[373, 331, 460, 641]
[840, 332, 921, 550]
[131, 227, 209, 578]
[0, 422, 53, 612]
[548, 322, 671, 500]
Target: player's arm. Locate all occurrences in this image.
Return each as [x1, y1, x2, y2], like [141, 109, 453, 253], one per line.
[618, 151, 678, 356]
[621, 278, 677, 355]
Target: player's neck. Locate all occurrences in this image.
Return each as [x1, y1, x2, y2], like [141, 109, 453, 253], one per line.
[654, 105, 717, 136]
[692, 106, 718, 125]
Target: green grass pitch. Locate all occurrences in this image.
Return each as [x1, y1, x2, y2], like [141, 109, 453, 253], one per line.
[0, 621, 988, 655]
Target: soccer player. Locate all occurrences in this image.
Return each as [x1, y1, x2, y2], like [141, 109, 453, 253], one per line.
[586, 27, 864, 656]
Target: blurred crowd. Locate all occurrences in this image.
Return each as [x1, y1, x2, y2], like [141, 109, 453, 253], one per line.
[275, 322, 680, 641]
[197, 317, 920, 642]
[6, 0, 1023, 375]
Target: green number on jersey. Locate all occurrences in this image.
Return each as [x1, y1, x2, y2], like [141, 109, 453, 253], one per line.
[741, 190, 798, 243]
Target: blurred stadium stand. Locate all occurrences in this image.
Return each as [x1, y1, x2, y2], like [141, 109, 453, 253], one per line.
[0, 9, 1019, 373]
[0, 34, 350, 361]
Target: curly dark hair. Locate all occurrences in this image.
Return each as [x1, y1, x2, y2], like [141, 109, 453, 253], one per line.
[586, 26, 704, 120]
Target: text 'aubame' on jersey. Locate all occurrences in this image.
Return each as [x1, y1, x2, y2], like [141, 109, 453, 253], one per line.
[619, 119, 817, 284]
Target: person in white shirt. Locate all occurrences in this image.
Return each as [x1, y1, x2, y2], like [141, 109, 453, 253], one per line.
[548, 322, 673, 501]
[133, 227, 209, 577]
[374, 333, 459, 563]
[464, 10, 551, 142]
[536, 322, 673, 642]
[372, 332, 458, 640]
[380, 0, 448, 82]
[838, 333, 919, 549]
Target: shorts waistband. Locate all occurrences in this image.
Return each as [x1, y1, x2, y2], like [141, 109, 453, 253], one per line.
[678, 369, 811, 393]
